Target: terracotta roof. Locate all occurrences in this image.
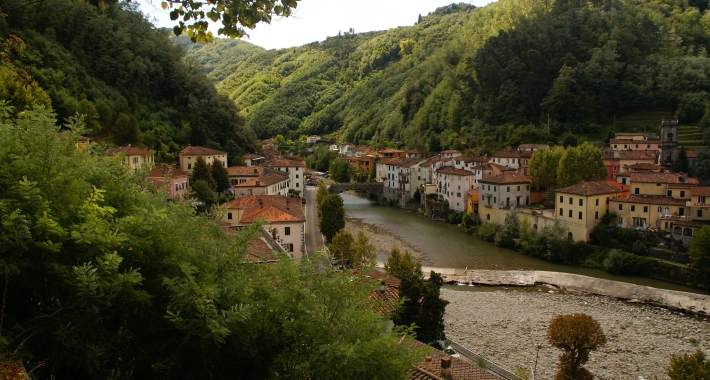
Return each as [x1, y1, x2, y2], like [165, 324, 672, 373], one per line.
[457, 156, 489, 163]
[436, 166, 474, 176]
[146, 166, 188, 178]
[488, 163, 517, 172]
[467, 189, 478, 196]
[227, 166, 262, 176]
[556, 181, 629, 196]
[517, 143, 548, 149]
[223, 195, 305, 223]
[379, 148, 404, 153]
[479, 172, 530, 184]
[261, 159, 306, 167]
[692, 187, 710, 197]
[625, 163, 664, 171]
[77, 136, 91, 142]
[618, 150, 657, 159]
[491, 149, 521, 158]
[609, 138, 636, 145]
[406, 149, 424, 154]
[245, 237, 279, 263]
[366, 271, 401, 316]
[614, 195, 687, 206]
[399, 158, 427, 168]
[439, 150, 461, 154]
[411, 342, 503, 380]
[107, 145, 153, 156]
[180, 145, 227, 156]
[234, 172, 289, 188]
[242, 153, 264, 159]
[379, 157, 404, 165]
[421, 157, 442, 166]
[630, 172, 698, 184]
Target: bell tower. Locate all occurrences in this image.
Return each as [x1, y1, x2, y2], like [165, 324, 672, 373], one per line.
[659, 118, 678, 168]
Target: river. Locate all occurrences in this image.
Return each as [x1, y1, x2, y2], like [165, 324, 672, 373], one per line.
[341, 192, 708, 295]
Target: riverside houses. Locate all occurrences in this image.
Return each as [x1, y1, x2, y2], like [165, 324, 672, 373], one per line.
[221, 195, 305, 259]
[179, 145, 228, 174]
[555, 181, 630, 241]
[398, 158, 427, 207]
[490, 149, 521, 170]
[478, 173, 531, 224]
[436, 166, 475, 212]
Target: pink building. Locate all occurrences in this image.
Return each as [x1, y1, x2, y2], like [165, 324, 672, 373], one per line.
[147, 167, 189, 200]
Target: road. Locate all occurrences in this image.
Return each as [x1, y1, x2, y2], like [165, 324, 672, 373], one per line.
[304, 186, 324, 256]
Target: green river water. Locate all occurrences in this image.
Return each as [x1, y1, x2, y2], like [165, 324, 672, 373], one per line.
[340, 192, 708, 295]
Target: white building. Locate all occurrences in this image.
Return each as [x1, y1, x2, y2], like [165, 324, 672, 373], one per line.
[260, 158, 306, 193]
[436, 166, 475, 212]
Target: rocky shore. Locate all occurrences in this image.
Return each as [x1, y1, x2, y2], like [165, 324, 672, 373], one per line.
[344, 216, 432, 265]
[443, 287, 710, 380]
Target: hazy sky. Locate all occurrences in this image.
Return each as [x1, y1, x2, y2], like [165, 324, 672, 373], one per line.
[137, 0, 494, 50]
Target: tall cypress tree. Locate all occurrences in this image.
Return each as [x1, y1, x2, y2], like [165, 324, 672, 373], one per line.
[211, 158, 230, 194]
[672, 147, 691, 174]
[192, 156, 216, 190]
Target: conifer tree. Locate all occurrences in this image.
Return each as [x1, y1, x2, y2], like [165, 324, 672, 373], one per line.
[192, 156, 216, 190]
[211, 158, 231, 194]
[672, 147, 691, 174]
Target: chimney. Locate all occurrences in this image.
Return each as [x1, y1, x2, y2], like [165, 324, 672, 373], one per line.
[258, 198, 263, 208]
[286, 198, 290, 209]
[424, 356, 432, 371]
[441, 357, 452, 379]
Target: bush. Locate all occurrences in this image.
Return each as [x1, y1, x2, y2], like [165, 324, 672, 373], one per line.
[603, 249, 656, 275]
[447, 211, 463, 224]
[477, 222, 499, 242]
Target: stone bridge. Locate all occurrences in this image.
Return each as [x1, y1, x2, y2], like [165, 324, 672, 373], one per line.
[327, 182, 383, 197]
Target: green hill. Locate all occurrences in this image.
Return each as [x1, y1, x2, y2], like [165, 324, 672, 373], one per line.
[182, 0, 710, 154]
[0, 0, 258, 160]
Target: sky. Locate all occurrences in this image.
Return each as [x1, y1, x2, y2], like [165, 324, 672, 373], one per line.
[136, 0, 494, 50]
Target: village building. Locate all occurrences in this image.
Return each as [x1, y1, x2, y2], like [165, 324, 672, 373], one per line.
[609, 138, 661, 152]
[233, 172, 290, 197]
[397, 158, 427, 207]
[341, 155, 375, 175]
[405, 149, 424, 158]
[75, 136, 91, 151]
[490, 149, 521, 170]
[439, 150, 462, 159]
[107, 145, 155, 174]
[306, 135, 321, 144]
[555, 181, 629, 241]
[146, 166, 189, 200]
[379, 148, 405, 158]
[260, 158, 306, 193]
[261, 138, 279, 151]
[227, 166, 263, 185]
[380, 157, 404, 203]
[610, 195, 688, 230]
[220, 195, 305, 258]
[626, 172, 697, 197]
[242, 153, 265, 166]
[179, 145, 227, 174]
[466, 189, 478, 214]
[667, 187, 710, 246]
[478, 173, 531, 224]
[517, 143, 549, 152]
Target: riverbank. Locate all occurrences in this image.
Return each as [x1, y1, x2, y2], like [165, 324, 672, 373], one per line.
[443, 287, 710, 380]
[344, 216, 431, 265]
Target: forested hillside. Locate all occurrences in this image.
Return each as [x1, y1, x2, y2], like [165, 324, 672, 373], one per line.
[184, 0, 710, 153]
[0, 0, 257, 160]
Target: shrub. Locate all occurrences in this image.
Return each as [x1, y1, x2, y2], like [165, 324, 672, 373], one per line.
[477, 222, 499, 242]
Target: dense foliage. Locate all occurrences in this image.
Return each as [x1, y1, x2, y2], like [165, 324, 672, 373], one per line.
[0, 107, 423, 379]
[0, 0, 257, 158]
[547, 313, 606, 380]
[668, 349, 710, 379]
[185, 0, 710, 154]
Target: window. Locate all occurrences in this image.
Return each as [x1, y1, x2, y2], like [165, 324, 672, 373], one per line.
[507, 186, 510, 192]
[596, 199, 599, 206]
[667, 190, 672, 197]
[227, 213, 232, 220]
[658, 206, 662, 212]
[643, 206, 648, 212]
[569, 210, 573, 217]
[635, 188, 640, 195]
[188, 163, 192, 169]
[517, 186, 520, 191]
[285, 227, 291, 235]
[699, 210, 703, 217]
[494, 197, 497, 203]
[559, 208, 563, 216]
[487, 214, 490, 221]
[700, 196, 706, 203]
[296, 183, 299, 188]
[631, 205, 636, 211]
[296, 174, 299, 178]
[579, 199, 583, 206]
[569, 197, 573, 205]
[560, 196, 563, 203]
[579, 212, 583, 219]
[288, 244, 294, 252]
[679, 208, 685, 216]
[595, 211, 599, 219]
[494, 186, 497, 192]
[526, 185, 529, 190]
[680, 191, 685, 198]
[619, 204, 623, 210]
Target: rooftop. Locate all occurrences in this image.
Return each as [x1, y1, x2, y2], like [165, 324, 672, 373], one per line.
[222, 195, 306, 223]
[436, 166, 474, 176]
[617, 150, 658, 159]
[630, 172, 698, 185]
[556, 181, 629, 196]
[691, 187, 710, 197]
[234, 172, 289, 188]
[106, 145, 153, 156]
[479, 172, 530, 184]
[227, 166, 262, 176]
[179, 145, 227, 156]
[491, 149, 521, 158]
[614, 194, 688, 206]
[261, 158, 306, 167]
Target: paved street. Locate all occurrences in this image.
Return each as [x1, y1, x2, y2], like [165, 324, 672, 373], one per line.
[304, 186, 324, 255]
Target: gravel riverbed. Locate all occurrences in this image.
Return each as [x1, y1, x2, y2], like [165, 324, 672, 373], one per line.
[442, 287, 710, 380]
[344, 216, 432, 265]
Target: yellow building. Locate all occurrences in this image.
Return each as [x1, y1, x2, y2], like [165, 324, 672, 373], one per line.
[106, 145, 155, 174]
[179, 145, 228, 174]
[610, 195, 689, 230]
[628, 172, 697, 197]
[466, 189, 478, 213]
[555, 181, 629, 241]
[75, 136, 91, 151]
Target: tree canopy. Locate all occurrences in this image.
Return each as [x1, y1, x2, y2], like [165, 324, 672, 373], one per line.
[547, 313, 606, 380]
[318, 193, 345, 243]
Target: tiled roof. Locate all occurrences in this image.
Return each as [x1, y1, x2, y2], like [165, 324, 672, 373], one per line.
[618, 150, 657, 159]
[614, 195, 687, 206]
[227, 166, 262, 176]
[380, 157, 404, 165]
[467, 189, 478, 196]
[179, 145, 227, 156]
[487, 163, 517, 172]
[366, 271, 401, 316]
[421, 157, 442, 166]
[437, 166, 474, 176]
[107, 145, 153, 156]
[411, 342, 503, 380]
[146, 166, 188, 178]
[379, 148, 404, 153]
[407, 149, 424, 154]
[625, 163, 664, 171]
[479, 172, 530, 184]
[223, 195, 305, 223]
[691, 187, 710, 196]
[556, 181, 628, 196]
[245, 237, 279, 263]
[440, 150, 461, 155]
[457, 156, 489, 163]
[630, 172, 698, 184]
[609, 138, 635, 144]
[234, 172, 289, 188]
[262, 138, 277, 144]
[399, 158, 427, 168]
[491, 149, 521, 158]
[242, 153, 264, 159]
[261, 159, 306, 167]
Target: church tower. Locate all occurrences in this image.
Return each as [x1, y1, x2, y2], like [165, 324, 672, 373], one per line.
[659, 118, 678, 168]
